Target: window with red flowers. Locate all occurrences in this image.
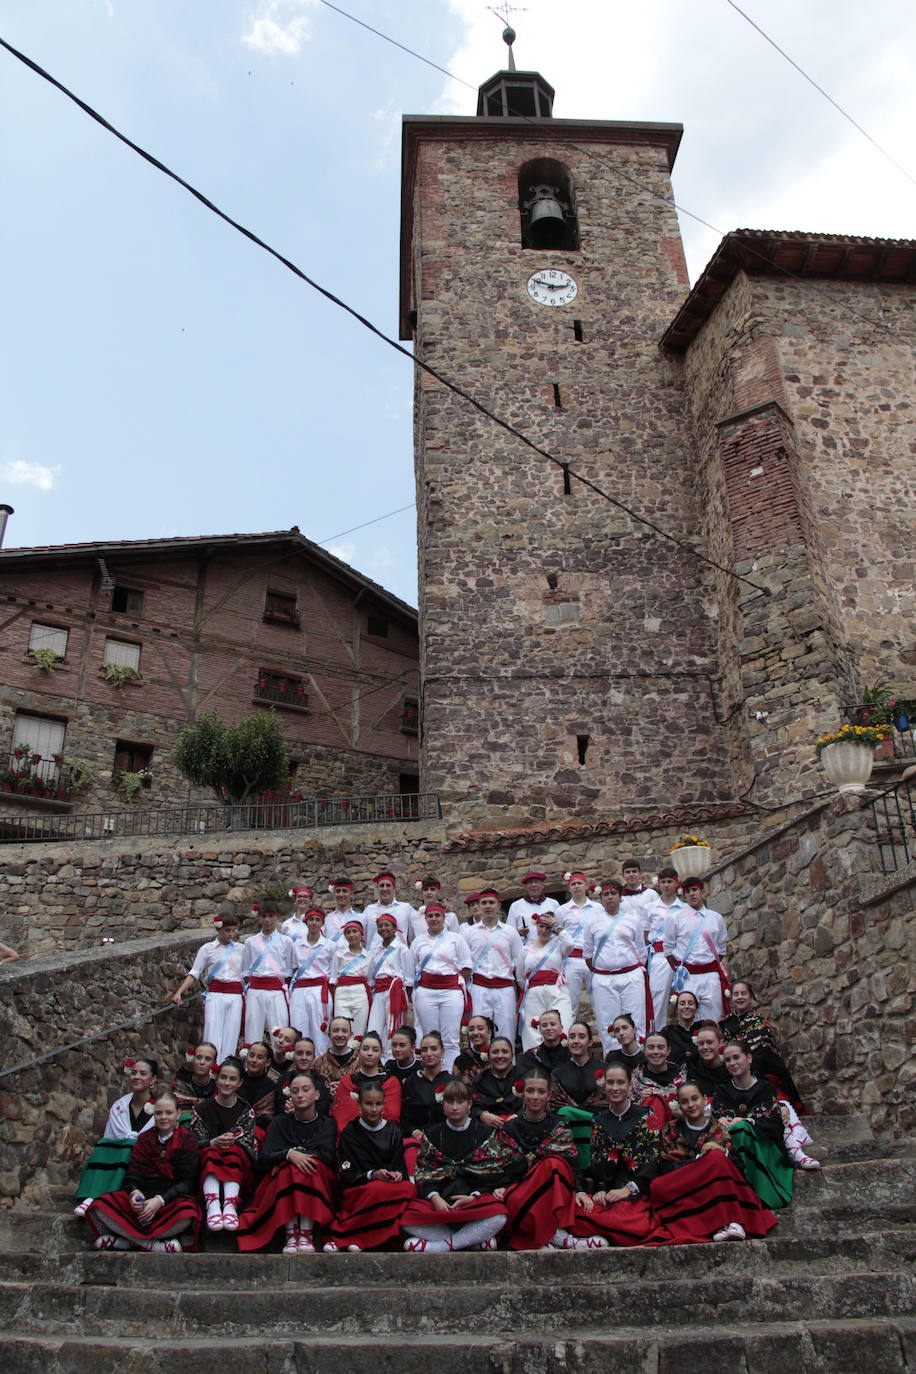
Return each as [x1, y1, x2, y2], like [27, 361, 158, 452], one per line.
[253, 671, 308, 711]
[263, 590, 301, 626]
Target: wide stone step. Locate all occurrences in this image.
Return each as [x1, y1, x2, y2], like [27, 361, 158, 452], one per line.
[0, 1225, 909, 1290]
[2, 1265, 913, 1338]
[1, 1316, 914, 1374]
[803, 1113, 874, 1145]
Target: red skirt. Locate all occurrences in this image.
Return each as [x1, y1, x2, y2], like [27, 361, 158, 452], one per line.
[236, 1159, 335, 1252]
[198, 1143, 254, 1194]
[402, 1194, 507, 1228]
[330, 1179, 417, 1249]
[648, 1150, 779, 1244]
[568, 1195, 654, 1246]
[86, 1189, 201, 1248]
[502, 1156, 576, 1251]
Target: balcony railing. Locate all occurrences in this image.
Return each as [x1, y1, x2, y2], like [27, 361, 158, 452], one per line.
[861, 773, 916, 876]
[253, 680, 308, 708]
[0, 752, 70, 805]
[846, 705, 916, 761]
[0, 790, 440, 844]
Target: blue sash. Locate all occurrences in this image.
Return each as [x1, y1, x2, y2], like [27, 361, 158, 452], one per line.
[293, 939, 327, 985]
[204, 941, 239, 989]
[248, 930, 283, 977]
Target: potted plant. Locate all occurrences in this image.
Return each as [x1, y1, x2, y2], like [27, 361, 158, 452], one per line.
[113, 769, 150, 803]
[669, 834, 712, 880]
[816, 722, 888, 794]
[103, 662, 140, 688]
[31, 647, 62, 673]
[65, 757, 95, 793]
[854, 680, 897, 759]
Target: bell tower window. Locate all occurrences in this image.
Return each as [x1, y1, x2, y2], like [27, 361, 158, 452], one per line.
[518, 159, 578, 251]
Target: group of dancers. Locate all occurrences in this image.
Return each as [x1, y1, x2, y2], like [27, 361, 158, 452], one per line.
[74, 861, 819, 1257]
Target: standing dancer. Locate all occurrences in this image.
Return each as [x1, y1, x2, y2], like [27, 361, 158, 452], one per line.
[584, 881, 651, 1055]
[517, 914, 576, 1052]
[466, 888, 522, 1042]
[241, 902, 295, 1045]
[171, 911, 244, 1062]
[643, 868, 686, 1031]
[366, 914, 414, 1057]
[331, 920, 373, 1046]
[288, 908, 335, 1058]
[410, 905, 472, 1072]
[555, 871, 603, 1019]
[672, 879, 729, 1021]
[506, 871, 559, 944]
[282, 885, 316, 939]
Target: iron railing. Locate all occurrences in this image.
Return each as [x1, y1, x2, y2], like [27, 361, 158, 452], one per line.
[0, 790, 441, 845]
[0, 751, 70, 804]
[861, 773, 916, 875]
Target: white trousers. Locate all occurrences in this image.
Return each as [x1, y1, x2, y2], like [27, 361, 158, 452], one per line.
[412, 986, 464, 1071]
[333, 984, 370, 1046]
[563, 957, 590, 1020]
[244, 988, 289, 1046]
[519, 982, 573, 1052]
[288, 984, 331, 1057]
[470, 981, 518, 1044]
[366, 988, 401, 1058]
[202, 991, 243, 1062]
[591, 968, 648, 1055]
[680, 970, 723, 1022]
[647, 953, 675, 1034]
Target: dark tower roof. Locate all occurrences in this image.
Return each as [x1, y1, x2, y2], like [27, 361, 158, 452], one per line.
[476, 22, 554, 118]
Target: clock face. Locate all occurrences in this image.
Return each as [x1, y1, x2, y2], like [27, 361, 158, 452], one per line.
[527, 269, 578, 306]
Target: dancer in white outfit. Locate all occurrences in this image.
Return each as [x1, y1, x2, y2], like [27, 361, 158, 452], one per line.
[366, 914, 414, 1056]
[672, 878, 729, 1021]
[555, 871, 603, 1020]
[281, 885, 316, 939]
[584, 881, 651, 1055]
[288, 908, 335, 1057]
[410, 876, 460, 940]
[362, 871, 417, 946]
[465, 889, 522, 1042]
[172, 910, 244, 1062]
[323, 878, 368, 944]
[506, 870, 559, 945]
[643, 867, 685, 1032]
[240, 903, 295, 1045]
[410, 905, 472, 1071]
[331, 921, 373, 1046]
[516, 913, 575, 1051]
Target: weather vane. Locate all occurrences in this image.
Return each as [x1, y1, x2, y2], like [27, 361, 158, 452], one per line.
[487, 4, 526, 69]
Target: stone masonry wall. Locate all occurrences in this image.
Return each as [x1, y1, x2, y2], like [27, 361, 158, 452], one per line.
[705, 792, 914, 1137]
[410, 128, 736, 826]
[0, 933, 201, 1206]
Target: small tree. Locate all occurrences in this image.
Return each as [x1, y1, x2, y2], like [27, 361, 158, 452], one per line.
[172, 710, 290, 804]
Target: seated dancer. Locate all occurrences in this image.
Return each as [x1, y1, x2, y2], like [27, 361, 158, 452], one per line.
[274, 1037, 332, 1118]
[649, 1081, 778, 1244]
[494, 1066, 605, 1251]
[661, 990, 700, 1066]
[516, 914, 575, 1052]
[236, 1041, 280, 1143]
[313, 1017, 360, 1098]
[689, 1021, 731, 1099]
[568, 1062, 660, 1247]
[401, 1078, 512, 1252]
[190, 1056, 257, 1233]
[603, 1014, 645, 1073]
[171, 908, 244, 1064]
[516, 1008, 571, 1076]
[384, 1026, 420, 1085]
[288, 908, 335, 1058]
[74, 1056, 157, 1211]
[721, 980, 807, 1114]
[326, 1080, 416, 1253]
[548, 1020, 606, 1167]
[629, 1032, 687, 1124]
[471, 1036, 522, 1126]
[712, 1040, 795, 1208]
[236, 1072, 337, 1254]
[332, 1031, 402, 1133]
[365, 913, 413, 1058]
[401, 1031, 451, 1137]
[331, 921, 373, 1046]
[453, 1015, 495, 1085]
[82, 1092, 201, 1253]
[172, 1042, 218, 1121]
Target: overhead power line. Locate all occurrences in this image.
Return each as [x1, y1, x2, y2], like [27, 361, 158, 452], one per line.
[0, 32, 772, 596]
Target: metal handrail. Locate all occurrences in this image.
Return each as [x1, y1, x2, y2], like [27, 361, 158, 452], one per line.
[860, 771, 916, 875]
[0, 790, 441, 845]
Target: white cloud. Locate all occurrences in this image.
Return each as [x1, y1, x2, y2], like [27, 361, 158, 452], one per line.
[368, 100, 401, 173]
[327, 541, 357, 565]
[367, 546, 395, 571]
[242, 0, 315, 56]
[1, 459, 61, 492]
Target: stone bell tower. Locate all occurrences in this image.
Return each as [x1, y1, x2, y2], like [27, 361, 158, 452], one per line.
[399, 33, 734, 828]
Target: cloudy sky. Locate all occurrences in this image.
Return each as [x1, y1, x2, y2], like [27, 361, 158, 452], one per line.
[1, 0, 913, 605]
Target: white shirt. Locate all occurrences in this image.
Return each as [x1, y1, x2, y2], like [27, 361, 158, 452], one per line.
[518, 929, 575, 983]
[465, 921, 523, 982]
[367, 939, 414, 989]
[324, 908, 369, 942]
[411, 931, 472, 979]
[555, 898, 603, 950]
[582, 909, 646, 972]
[241, 929, 295, 981]
[281, 913, 313, 939]
[289, 932, 335, 982]
[330, 945, 373, 983]
[644, 895, 687, 953]
[672, 905, 727, 964]
[409, 906, 460, 941]
[506, 896, 559, 943]
[188, 937, 244, 984]
[361, 900, 416, 946]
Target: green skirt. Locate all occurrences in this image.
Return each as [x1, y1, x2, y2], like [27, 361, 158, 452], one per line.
[727, 1120, 794, 1209]
[74, 1138, 135, 1202]
[556, 1105, 596, 1169]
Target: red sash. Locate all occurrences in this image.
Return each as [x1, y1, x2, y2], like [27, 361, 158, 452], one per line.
[248, 976, 285, 990]
[208, 979, 243, 995]
[472, 973, 515, 989]
[652, 942, 665, 953]
[527, 970, 560, 988]
[569, 948, 584, 959]
[417, 973, 461, 990]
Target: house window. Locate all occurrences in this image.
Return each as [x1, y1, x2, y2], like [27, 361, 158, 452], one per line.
[9, 712, 66, 787]
[28, 623, 69, 657]
[111, 586, 144, 616]
[264, 590, 301, 626]
[367, 614, 389, 638]
[103, 639, 141, 670]
[113, 740, 154, 773]
[254, 670, 308, 710]
[401, 698, 419, 735]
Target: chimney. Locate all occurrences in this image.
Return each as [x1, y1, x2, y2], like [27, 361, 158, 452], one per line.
[0, 505, 13, 549]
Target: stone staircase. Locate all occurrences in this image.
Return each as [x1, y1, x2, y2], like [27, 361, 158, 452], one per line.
[0, 1114, 913, 1373]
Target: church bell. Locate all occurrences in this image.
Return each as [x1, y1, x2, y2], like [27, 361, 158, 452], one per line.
[522, 184, 571, 249]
